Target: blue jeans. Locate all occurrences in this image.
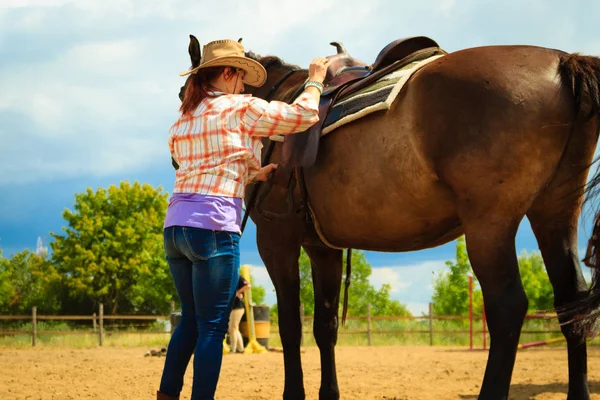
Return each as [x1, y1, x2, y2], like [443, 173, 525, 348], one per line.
[160, 226, 240, 400]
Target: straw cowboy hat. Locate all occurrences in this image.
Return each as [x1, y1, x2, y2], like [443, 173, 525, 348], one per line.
[179, 38, 267, 87]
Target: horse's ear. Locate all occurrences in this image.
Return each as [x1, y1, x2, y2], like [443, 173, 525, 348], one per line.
[188, 34, 201, 68]
[238, 38, 243, 43]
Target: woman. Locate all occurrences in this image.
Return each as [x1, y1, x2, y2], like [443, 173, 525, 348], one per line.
[228, 275, 250, 354]
[158, 38, 329, 400]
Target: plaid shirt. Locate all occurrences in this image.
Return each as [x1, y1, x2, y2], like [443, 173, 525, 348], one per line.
[169, 91, 319, 198]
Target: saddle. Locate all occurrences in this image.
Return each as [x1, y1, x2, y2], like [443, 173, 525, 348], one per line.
[275, 36, 443, 186]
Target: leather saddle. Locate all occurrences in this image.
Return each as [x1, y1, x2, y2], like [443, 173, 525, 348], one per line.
[276, 36, 443, 182]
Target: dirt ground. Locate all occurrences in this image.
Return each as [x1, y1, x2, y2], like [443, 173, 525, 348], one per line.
[2, 346, 600, 400]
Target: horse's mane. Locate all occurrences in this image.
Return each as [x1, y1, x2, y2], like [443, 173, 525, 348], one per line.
[246, 51, 301, 71]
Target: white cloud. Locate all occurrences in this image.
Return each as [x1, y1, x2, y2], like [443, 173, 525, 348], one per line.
[0, 0, 386, 184]
[435, 0, 456, 15]
[62, 40, 141, 78]
[372, 261, 449, 303]
[201, 256, 598, 314]
[243, 260, 451, 312]
[8, 7, 46, 29]
[0, 0, 73, 8]
[404, 302, 431, 316]
[0, 37, 154, 125]
[369, 267, 411, 293]
[0, 32, 179, 183]
[369, 263, 446, 316]
[1, 0, 600, 184]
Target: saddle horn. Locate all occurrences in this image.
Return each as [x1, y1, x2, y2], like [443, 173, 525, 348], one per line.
[330, 42, 347, 54]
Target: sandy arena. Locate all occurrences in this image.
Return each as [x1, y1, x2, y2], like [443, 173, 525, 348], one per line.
[2, 346, 600, 399]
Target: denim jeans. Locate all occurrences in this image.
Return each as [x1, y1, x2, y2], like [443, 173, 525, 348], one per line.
[160, 226, 240, 400]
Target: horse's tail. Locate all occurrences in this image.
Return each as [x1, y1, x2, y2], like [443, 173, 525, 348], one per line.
[557, 52, 600, 337]
[559, 53, 600, 121]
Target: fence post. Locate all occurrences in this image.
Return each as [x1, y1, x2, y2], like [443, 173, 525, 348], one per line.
[366, 303, 372, 346]
[32, 306, 37, 347]
[299, 303, 304, 347]
[482, 300, 487, 350]
[99, 303, 104, 347]
[469, 275, 473, 350]
[429, 302, 434, 346]
[92, 313, 97, 332]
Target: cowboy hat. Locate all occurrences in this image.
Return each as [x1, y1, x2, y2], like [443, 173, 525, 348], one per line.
[179, 39, 267, 87]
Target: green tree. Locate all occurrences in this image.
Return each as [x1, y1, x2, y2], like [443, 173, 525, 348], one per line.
[518, 250, 554, 312]
[0, 250, 62, 314]
[248, 272, 266, 306]
[298, 250, 314, 315]
[0, 250, 11, 312]
[50, 181, 175, 315]
[432, 237, 555, 316]
[297, 249, 411, 317]
[432, 236, 474, 315]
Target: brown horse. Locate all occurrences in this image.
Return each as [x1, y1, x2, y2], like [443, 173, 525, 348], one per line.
[180, 36, 600, 399]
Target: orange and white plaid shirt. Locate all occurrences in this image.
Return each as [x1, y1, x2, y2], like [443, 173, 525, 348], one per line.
[169, 91, 319, 198]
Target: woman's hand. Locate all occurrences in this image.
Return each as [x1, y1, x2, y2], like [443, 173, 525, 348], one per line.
[236, 282, 251, 299]
[309, 57, 330, 84]
[253, 163, 278, 182]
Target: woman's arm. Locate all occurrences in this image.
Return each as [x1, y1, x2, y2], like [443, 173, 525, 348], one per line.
[242, 58, 330, 137]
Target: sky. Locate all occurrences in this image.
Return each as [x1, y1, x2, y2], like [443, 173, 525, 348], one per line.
[1, 0, 600, 315]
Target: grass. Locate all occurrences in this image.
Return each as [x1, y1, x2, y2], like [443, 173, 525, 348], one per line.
[0, 333, 172, 348]
[0, 316, 585, 349]
[0, 320, 171, 348]
[269, 315, 571, 348]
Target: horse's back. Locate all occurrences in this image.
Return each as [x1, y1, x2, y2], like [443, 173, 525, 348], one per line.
[303, 45, 576, 251]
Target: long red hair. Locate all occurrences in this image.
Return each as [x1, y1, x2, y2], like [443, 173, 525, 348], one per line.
[180, 66, 228, 115]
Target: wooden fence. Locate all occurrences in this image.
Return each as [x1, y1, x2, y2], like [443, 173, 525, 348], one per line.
[0, 302, 562, 348]
[0, 302, 175, 347]
[282, 303, 560, 349]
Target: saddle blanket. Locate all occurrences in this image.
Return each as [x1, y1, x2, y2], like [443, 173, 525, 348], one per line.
[321, 53, 444, 135]
[269, 53, 444, 142]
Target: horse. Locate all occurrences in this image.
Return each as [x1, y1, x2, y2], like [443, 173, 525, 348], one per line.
[180, 35, 600, 399]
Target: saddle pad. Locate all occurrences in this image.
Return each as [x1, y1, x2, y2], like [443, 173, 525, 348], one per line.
[320, 53, 444, 135]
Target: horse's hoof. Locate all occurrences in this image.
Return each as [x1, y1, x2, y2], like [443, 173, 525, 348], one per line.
[283, 391, 305, 400]
[318, 390, 340, 400]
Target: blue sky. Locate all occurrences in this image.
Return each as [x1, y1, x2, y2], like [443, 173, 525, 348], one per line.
[1, 0, 599, 315]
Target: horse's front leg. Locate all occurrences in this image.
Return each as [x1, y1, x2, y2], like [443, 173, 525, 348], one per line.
[304, 245, 343, 400]
[257, 223, 305, 400]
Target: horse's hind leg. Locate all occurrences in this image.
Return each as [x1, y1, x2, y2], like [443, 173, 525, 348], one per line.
[528, 194, 591, 399]
[257, 223, 305, 400]
[303, 244, 343, 400]
[461, 215, 528, 400]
